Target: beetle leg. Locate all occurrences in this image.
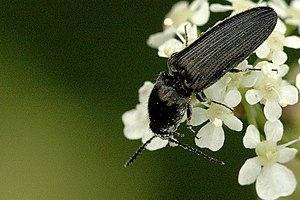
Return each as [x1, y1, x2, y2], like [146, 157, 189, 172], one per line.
[186, 104, 199, 139]
[229, 68, 278, 73]
[196, 93, 233, 112]
[184, 24, 188, 47]
[196, 93, 206, 102]
[211, 100, 234, 112]
[229, 68, 243, 73]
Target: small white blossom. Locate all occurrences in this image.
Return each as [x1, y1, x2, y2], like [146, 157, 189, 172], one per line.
[147, 0, 209, 48]
[223, 60, 257, 90]
[210, 0, 256, 14]
[158, 38, 184, 58]
[270, 0, 300, 34]
[245, 61, 298, 122]
[256, 20, 300, 65]
[286, 0, 300, 34]
[269, 0, 300, 33]
[158, 24, 198, 57]
[147, 28, 177, 49]
[191, 78, 243, 151]
[122, 82, 168, 150]
[238, 122, 299, 200]
[269, 0, 289, 19]
[164, 0, 210, 27]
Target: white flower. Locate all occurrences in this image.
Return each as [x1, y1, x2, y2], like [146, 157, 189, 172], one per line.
[223, 60, 257, 90]
[210, 0, 257, 14]
[147, 28, 177, 49]
[158, 24, 198, 57]
[245, 61, 298, 122]
[164, 0, 210, 27]
[238, 122, 300, 200]
[147, 0, 209, 48]
[122, 81, 168, 150]
[256, 20, 300, 65]
[158, 38, 184, 58]
[270, 0, 300, 34]
[269, 0, 289, 19]
[286, 0, 300, 34]
[191, 78, 243, 151]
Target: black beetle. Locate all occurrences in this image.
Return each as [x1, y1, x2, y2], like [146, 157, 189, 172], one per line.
[125, 7, 277, 167]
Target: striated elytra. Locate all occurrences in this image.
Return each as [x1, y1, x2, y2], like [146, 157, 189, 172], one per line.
[168, 6, 277, 92]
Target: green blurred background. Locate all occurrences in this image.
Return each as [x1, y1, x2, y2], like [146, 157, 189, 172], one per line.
[0, 0, 298, 199]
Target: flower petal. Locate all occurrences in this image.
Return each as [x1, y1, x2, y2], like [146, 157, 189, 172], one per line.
[238, 157, 261, 185]
[284, 36, 300, 49]
[147, 28, 175, 48]
[243, 125, 261, 149]
[264, 101, 282, 122]
[190, 107, 208, 126]
[224, 89, 241, 107]
[242, 72, 259, 87]
[264, 120, 283, 143]
[190, 1, 210, 26]
[268, 0, 288, 18]
[256, 42, 270, 58]
[256, 164, 297, 200]
[272, 50, 287, 65]
[277, 64, 289, 78]
[222, 115, 243, 131]
[195, 123, 224, 151]
[142, 131, 168, 151]
[245, 89, 262, 105]
[158, 38, 183, 57]
[279, 85, 299, 105]
[210, 4, 233, 12]
[275, 18, 287, 34]
[138, 81, 154, 103]
[204, 79, 226, 101]
[278, 147, 298, 163]
[122, 105, 149, 140]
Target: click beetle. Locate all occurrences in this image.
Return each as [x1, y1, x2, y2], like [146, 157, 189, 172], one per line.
[125, 7, 277, 167]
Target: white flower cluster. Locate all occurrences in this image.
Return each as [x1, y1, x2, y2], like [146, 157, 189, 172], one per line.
[122, 0, 300, 199]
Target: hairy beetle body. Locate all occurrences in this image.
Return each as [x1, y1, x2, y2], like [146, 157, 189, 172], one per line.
[148, 72, 191, 138]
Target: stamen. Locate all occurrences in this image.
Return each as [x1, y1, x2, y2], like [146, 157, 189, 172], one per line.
[175, 28, 186, 44]
[280, 136, 300, 148]
[265, 82, 273, 90]
[271, 87, 282, 102]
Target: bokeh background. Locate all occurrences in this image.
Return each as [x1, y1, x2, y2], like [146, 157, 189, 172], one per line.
[0, 0, 299, 199]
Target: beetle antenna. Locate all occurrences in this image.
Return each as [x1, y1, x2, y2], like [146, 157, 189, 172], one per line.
[184, 24, 188, 47]
[168, 137, 225, 165]
[124, 135, 156, 167]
